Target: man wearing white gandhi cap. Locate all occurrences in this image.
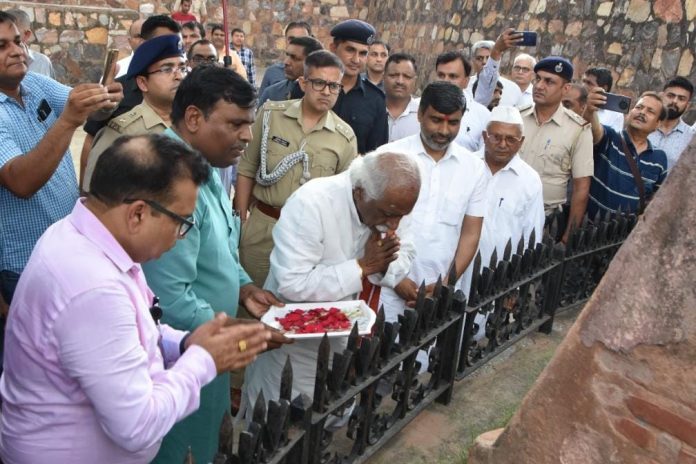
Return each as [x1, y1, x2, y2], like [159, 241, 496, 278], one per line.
[459, 105, 545, 301]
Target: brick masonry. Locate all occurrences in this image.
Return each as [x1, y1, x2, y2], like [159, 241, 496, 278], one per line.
[3, 0, 696, 115]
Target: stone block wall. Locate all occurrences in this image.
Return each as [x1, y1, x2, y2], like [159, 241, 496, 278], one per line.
[368, 0, 696, 102]
[0, 1, 138, 84]
[4, 0, 695, 113]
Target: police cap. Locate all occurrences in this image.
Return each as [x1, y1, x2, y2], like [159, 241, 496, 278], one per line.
[330, 19, 377, 45]
[126, 35, 185, 80]
[534, 56, 574, 82]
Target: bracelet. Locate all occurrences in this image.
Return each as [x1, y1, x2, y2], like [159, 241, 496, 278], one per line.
[179, 332, 191, 355]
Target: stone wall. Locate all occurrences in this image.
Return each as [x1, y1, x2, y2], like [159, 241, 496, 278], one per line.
[368, 0, 696, 105]
[0, 1, 138, 84]
[467, 140, 696, 463]
[3, 0, 696, 114]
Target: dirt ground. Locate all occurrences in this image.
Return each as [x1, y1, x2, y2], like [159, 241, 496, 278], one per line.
[367, 308, 580, 464]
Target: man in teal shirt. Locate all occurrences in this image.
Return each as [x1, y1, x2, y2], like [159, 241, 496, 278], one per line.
[143, 66, 288, 464]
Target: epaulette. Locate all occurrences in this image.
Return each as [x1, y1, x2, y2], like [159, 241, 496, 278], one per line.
[517, 103, 534, 114]
[564, 106, 590, 127]
[264, 100, 291, 111]
[362, 77, 385, 97]
[107, 108, 142, 133]
[335, 120, 356, 141]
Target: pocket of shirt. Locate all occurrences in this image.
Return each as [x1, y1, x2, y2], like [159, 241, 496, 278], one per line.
[311, 155, 338, 177]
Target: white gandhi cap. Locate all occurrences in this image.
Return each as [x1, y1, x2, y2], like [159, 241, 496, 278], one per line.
[489, 105, 524, 126]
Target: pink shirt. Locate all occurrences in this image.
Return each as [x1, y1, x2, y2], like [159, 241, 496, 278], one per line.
[0, 200, 217, 463]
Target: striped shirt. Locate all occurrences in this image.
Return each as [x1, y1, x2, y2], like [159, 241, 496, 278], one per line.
[234, 46, 256, 88]
[588, 126, 667, 217]
[0, 72, 77, 274]
[647, 119, 695, 171]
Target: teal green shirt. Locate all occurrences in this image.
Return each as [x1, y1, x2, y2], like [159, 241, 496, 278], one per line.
[143, 128, 252, 328]
[142, 128, 252, 464]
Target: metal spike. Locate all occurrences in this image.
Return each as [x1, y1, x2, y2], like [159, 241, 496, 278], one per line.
[414, 281, 426, 311]
[347, 322, 359, 352]
[279, 356, 293, 402]
[503, 238, 512, 261]
[183, 446, 196, 464]
[516, 235, 525, 256]
[218, 413, 234, 457]
[312, 334, 330, 412]
[252, 390, 267, 424]
[528, 229, 536, 249]
[488, 249, 498, 270]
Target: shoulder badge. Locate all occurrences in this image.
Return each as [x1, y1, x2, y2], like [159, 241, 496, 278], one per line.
[517, 103, 534, 115]
[265, 100, 289, 111]
[107, 108, 141, 133]
[563, 106, 589, 126]
[335, 119, 356, 141]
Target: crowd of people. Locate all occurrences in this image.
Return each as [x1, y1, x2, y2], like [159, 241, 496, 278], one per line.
[0, 5, 694, 463]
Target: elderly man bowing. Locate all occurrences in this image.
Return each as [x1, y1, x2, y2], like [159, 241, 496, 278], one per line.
[376, 81, 488, 323]
[242, 151, 421, 411]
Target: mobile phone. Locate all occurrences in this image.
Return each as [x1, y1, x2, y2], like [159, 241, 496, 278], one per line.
[100, 49, 119, 85]
[601, 92, 632, 114]
[513, 31, 538, 47]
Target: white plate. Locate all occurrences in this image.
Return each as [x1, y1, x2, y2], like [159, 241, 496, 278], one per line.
[261, 300, 376, 339]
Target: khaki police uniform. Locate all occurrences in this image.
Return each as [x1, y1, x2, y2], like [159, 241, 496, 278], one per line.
[83, 101, 169, 192]
[237, 98, 357, 286]
[518, 103, 593, 213]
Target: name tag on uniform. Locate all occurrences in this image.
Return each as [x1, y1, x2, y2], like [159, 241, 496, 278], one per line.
[271, 136, 290, 147]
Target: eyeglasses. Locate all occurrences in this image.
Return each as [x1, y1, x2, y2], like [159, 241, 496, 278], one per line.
[190, 55, 218, 65]
[512, 65, 532, 73]
[486, 133, 524, 145]
[145, 64, 189, 76]
[124, 198, 195, 237]
[307, 78, 343, 94]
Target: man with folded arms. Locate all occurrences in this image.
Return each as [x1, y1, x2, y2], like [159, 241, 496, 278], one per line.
[0, 134, 272, 463]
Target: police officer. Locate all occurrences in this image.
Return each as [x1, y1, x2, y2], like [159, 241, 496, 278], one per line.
[235, 50, 357, 286]
[518, 56, 593, 243]
[328, 19, 388, 153]
[82, 35, 187, 191]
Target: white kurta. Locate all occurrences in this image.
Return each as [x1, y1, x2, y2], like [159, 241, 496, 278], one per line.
[388, 96, 421, 142]
[458, 152, 544, 296]
[456, 97, 491, 152]
[376, 135, 488, 322]
[516, 83, 534, 108]
[242, 172, 415, 411]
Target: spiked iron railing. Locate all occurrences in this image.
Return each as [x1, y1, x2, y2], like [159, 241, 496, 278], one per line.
[187, 212, 634, 464]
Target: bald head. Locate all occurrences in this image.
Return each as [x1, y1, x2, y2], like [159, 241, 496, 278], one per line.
[128, 19, 145, 52]
[350, 151, 420, 231]
[350, 151, 420, 201]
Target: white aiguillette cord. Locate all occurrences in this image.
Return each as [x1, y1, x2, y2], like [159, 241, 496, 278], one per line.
[256, 110, 311, 186]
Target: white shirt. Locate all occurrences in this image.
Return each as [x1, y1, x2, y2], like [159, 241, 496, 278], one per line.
[26, 48, 54, 78]
[516, 83, 534, 108]
[388, 96, 420, 142]
[648, 119, 695, 170]
[466, 58, 523, 107]
[458, 152, 544, 298]
[597, 108, 625, 133]
[456, 97, 491, 151]
[375, 135, 488, 322]
[115, 53, 134, 79]
[242, 172, 415, 411]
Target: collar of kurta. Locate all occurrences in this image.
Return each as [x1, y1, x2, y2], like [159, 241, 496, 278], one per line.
[490, 153, 524, 176]
[284, 98, 337, 133]
[413, 135, 462, 164]
[69, 198, 138, 274]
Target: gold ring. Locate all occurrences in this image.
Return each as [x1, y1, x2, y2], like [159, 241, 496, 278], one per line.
[377, 240, 383, 247]
[238, 340, 247, 352]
